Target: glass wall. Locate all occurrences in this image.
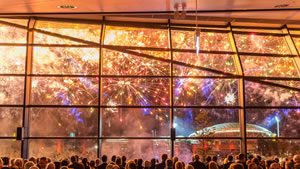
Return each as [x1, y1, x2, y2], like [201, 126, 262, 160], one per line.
[0, 18, 299, 160]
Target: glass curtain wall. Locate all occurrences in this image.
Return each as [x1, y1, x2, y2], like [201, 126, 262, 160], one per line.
[0, 18, 299, 160]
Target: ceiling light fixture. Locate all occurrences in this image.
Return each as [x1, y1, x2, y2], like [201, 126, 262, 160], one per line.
[57, 5, 77, 9]
[195, 0, 200, 55]
[174, 0, 187, 19]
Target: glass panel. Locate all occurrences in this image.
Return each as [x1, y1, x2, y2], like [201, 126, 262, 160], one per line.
[0, 108, 22, 136]
[173, 52, 237, 76]
[29, 108, 98, 137]
[0, 19, 27, 43]
[171, 30, 232, 51]
[246, 109, 300, 137]
[292, 37, 300, 51]
[175, 139, 240, 164]
[34, 21, 101, 44]
[29, 139, 97, 160]
[245, 80, 300, 106]
[33, 47, 99, 75]
[104, 26, 169, 48]
[0, 140, 21, 158]
[31, 77, 98, 105]
[174, 78, 238, 106]
[234, 34, 290, 54]
[0, 76, 24, 105]
[102, 108, 170, 137]
[102, 78, 170, 106]
[101, 139, 170, 160]
[247, 139, 300, 158]
[0, 46, 26, 74]
[241, 56, 299, 77]
[102, 49, 170, 76]
[174, 109, 240, 137]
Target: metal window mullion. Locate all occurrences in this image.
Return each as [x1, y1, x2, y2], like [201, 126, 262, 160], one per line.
[228, 22, 247, 154]
[98, 17, 106, 158]
[22, 17, 36, 159]
[168, 19, 175, 157]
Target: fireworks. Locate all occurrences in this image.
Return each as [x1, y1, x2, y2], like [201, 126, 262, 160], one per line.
[0, 19, 300, 159]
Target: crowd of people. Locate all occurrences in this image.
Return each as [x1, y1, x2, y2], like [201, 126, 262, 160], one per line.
[0, 154, 299, 169]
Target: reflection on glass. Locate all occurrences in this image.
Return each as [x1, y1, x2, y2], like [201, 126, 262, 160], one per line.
[102, 78, 170, 106]
[30, 108, 98, 136]
[34, 21, 101, 44]
[31, 77, 98, 105]
[173, 52, 236, 76]
[245, 81, 300, 106]
[175, 139, 240, 163]
[246, 109, 300, 137]
[174, 109, 239, 137]
[33, 47, 99, 75]
[0, 108, 22, 136]
[247, 139, 299, 157]
[234, 34, 290, 54]
[0, 46, 26, 74]
[0, 20, 27, 43]
[102, 108, 170, 137]
[241, 56, 299, 77]
[102, 49, 170, 76]
[101, 139, 170, 160]
[104, 26, 169, 48]
[0, 76, 24, 105]
[0, 140, 21, 158]
[171, 30, 232, 51]
[29, 139, 97, 159]
[174, 78, 238, 106]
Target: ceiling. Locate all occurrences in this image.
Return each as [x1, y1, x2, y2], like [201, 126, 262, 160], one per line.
[1, 0, 300, 26]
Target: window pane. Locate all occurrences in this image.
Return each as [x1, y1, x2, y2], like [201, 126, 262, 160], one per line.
[0, 19, 27, 43]
[245, 80, 300, 106]
[171, 30, 232, 51]
[173, 52, 237, 76]
[101, 139, 170, 160]
[174, 109, 240, 137]
[0, 76, 24, 105]
[34, 21, 101, 44]
[241, 56, 299, 77]
[29, 108, 98, 137]
[102, 108, 170, 137]
[0, 46, 26, 74]
[102, 78, 170, 106]
[102, 49, 170, 76]
[247, 139, 299, 157]
[104, 26, 169, 48]
[0, 108, 22, 136]
[29, 139, 97, 160]
[292, 37, 300, 51]
[0, 140, 21, 158]
[33, 47, 99, 75]
[246, 109, 300, 137]
[31, 77, 98, 105]
[174, 78, 239, 106]
[234, 34, 290, 54]
[175, 139, 240, 163]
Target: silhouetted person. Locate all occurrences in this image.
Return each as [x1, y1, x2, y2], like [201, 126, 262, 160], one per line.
[111, 156, 117, 164]
[38, 157, 48, 169]
[206, 157, 212, 169]
[122, 156, 127, 169]
[137, 159, 144, 169]
[235, 154, 247, 169]
[98, 155, 108, 169]
[190, 155, 206, 169]
[150, 159, 156, 169]
[156, 154, 168, 169]
[116, 157, 123, 169]
[2, 157, 11, 169]
[223, 156, 234, 169]
[82, 158, 90, 169]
